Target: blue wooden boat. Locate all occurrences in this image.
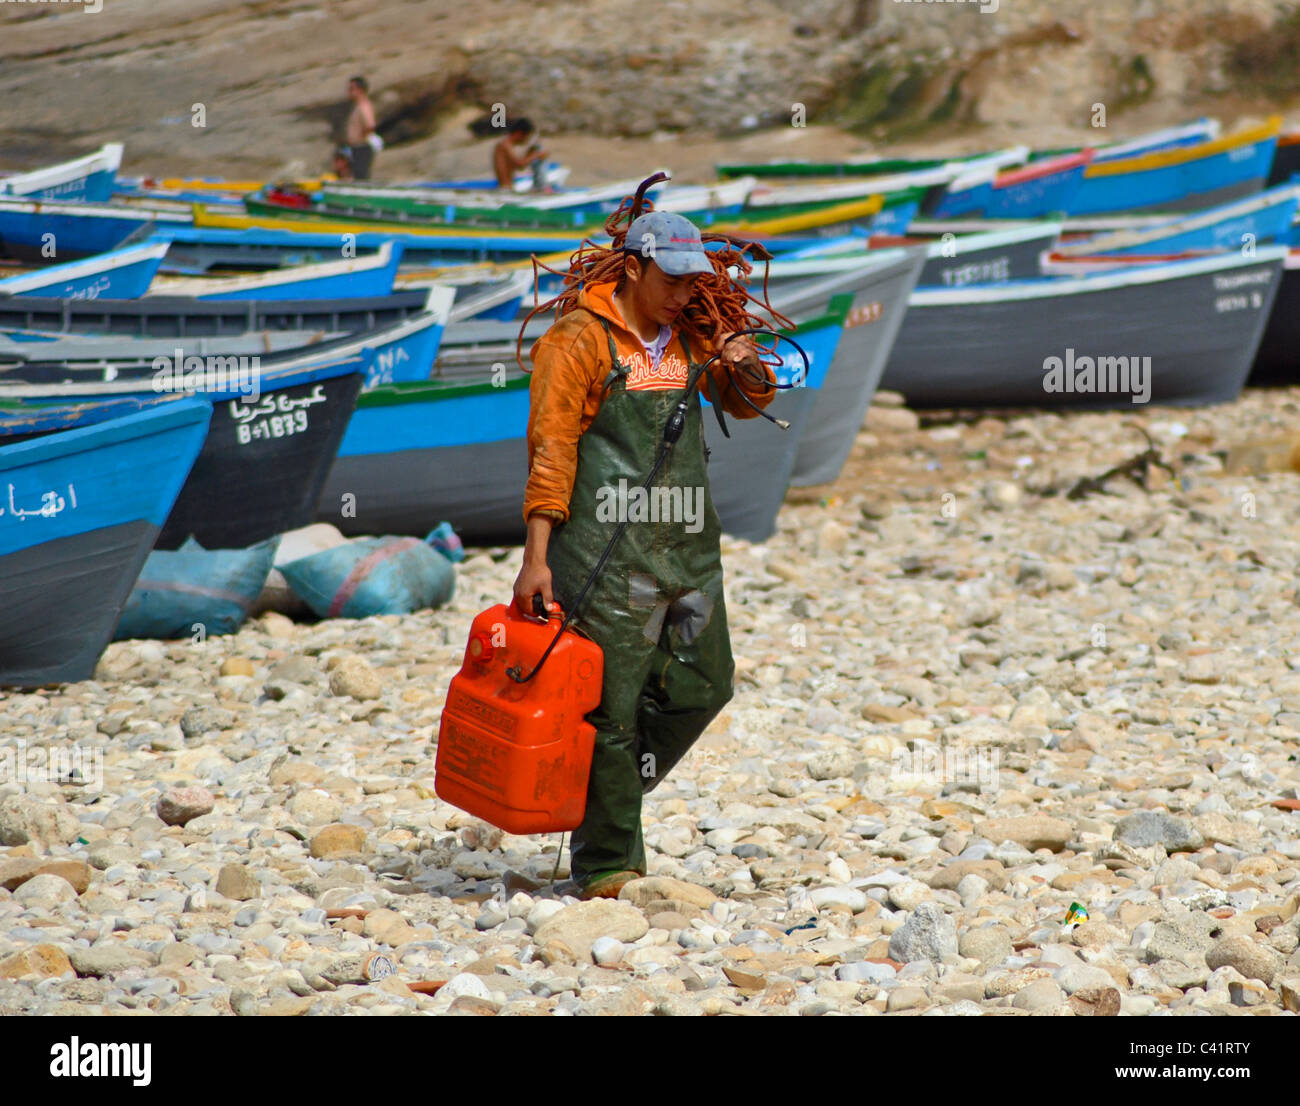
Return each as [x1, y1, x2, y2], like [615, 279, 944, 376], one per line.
[0, 396, 210, 686]
[0, 198, 189, 261]
[0, 285, 450, 386]
[148, 240, 404, 301]
[0, 347, 369, 550]
[402, 164, 571, 192]
[0, 285, 451, 389]
[880, 248, 1288, 408]
[925, 152, 1094, 220]
[1030, 119, 1222, 164]
[1067, 117, 1281, 215]
[160, 217, 583, 269]
[1089, 119, 1222, 161]
[0, 241, 170, 300]
[1047, 184, 1300, 265]
[0, 144, 125, 204]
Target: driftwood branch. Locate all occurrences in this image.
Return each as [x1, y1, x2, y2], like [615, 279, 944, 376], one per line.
[1064, 426, 1175, 501]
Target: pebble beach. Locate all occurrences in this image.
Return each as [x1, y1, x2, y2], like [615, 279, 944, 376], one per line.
[3, 389, 1300, 1017]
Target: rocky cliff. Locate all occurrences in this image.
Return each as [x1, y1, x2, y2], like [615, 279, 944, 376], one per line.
[1, 0, 1296, 181]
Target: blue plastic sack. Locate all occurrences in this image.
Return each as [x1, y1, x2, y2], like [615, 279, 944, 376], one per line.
[280, 534, 456, 619]
[114, 536, 280, 641]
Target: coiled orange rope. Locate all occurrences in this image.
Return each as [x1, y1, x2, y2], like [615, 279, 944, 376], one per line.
[515, 187, 793, 372]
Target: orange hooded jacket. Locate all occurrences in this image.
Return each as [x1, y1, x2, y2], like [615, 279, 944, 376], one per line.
[522, 280, 777, 524]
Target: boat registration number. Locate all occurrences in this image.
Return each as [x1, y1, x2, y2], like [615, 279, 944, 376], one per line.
[1214, 290, 1265, 313]
[846, 301, 884, 328]
[236, 409, 309, 444]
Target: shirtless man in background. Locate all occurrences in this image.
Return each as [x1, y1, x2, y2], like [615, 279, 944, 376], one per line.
[345, 76, 377, 181]
[493, 118, 545, 190]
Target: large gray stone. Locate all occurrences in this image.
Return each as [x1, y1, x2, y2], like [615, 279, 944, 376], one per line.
[0, 797, 81, 847]
[69, 945, 153, 977]
[1114, 811, 1204, 852]
[1012, 978, 1065, 1011]
[888, 902, 958, 964]
[959, 925, 1014, 966]
[973, 816, 1072, 852]
[1145, 915, 1216, 966]
[533, 900, 649, 963]
[1205, 936, 1283, 985]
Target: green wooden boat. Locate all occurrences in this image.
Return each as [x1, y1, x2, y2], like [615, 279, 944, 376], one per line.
[245, 181, 921, 238]
[716, 151, 993, 180]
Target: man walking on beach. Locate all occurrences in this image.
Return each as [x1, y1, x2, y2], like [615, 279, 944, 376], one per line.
[513, 211, 773, 900]
[345, 76, 379, 181]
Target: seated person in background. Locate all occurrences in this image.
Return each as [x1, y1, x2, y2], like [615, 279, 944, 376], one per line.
[494, 118, 545, 190]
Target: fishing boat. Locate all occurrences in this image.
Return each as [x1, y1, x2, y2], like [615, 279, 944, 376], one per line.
[715, 124, 1220, 180]
[383, 165, 571, 192]
[0, 285, 452, 389]
[195, 193, 890, 254]
[279, 174, 670, 219]
[438, 270, 535, 324]
[145, 240, 404, 301]
[0, 144, 125, 204]
[770, 222, 1060, 288]
[739, 149, 1029, 227]
[1266, 130, 1300, 187]
[306, 177, 757, 229]
[1045, 184, 1300, 267]
[1066, 117, 1281, 216]
[154, 224, 563, 274]
[0, 349, 369, 550]
[116, 173, 335, 199]
[0, 396, 210, 686]
[923, 152, 1094, 220]
[1030, 118, 1222, 163]
[0, 197, 190, 261]
[766, 251, 926, 487]
[715, 149, 1013, 181]
[0, 284, 435, 340]
[0, 241, 170, 300]
[879, 248, 1288, 408]
[1249, 247, 1300, 384]
[319, 374, 530, 543]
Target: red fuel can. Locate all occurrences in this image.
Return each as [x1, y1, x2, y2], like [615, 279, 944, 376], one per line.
[435, 600, 603, 834]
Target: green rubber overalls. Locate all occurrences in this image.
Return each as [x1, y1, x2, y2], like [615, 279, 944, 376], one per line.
[546, 315, 735, 887]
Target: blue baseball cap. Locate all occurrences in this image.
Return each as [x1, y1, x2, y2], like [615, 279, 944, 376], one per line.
[624, 210, 713, 277]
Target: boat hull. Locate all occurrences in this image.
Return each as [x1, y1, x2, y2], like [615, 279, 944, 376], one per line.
[882, 253, 1286, 408]
[1069, 122, 1280, 215]
[703, 312, 846, 542]
[158, 372, 364, 548]
[0, 520, 158, 685]
[1249, 252, 1300, 384]
[0, 398, 209, 686]
[790, 254, 925, 487]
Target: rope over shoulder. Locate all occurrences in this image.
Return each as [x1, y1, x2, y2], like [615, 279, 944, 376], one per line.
[515, 173, 793, 372]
